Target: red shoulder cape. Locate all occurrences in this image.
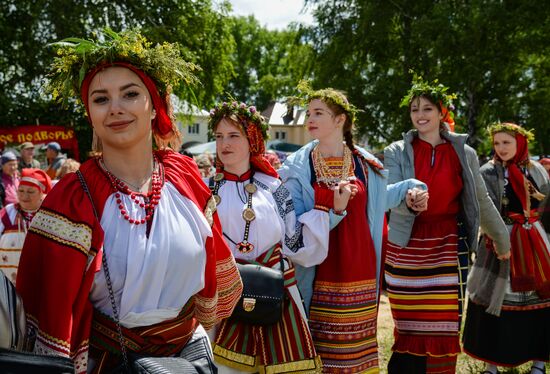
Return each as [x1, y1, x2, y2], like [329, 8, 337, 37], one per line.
[16, 150, 241, 373]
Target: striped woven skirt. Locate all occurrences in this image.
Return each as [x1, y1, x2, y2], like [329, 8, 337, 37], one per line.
[213, 245, 322, 373]
[308, 279, 379, 373]
[384, 216, 468, 374]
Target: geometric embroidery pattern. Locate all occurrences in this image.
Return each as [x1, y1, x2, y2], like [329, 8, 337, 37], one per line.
[29, 209, 92, 256]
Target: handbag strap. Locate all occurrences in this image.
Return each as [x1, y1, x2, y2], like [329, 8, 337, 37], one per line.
[76, 170, 130, 372]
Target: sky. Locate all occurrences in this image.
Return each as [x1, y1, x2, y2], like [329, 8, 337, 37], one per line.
[226, 0, 314, 30]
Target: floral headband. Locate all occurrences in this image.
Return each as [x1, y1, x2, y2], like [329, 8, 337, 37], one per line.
[487, 122, 535, 142]
[288, 80, 359, 125]
[45, 28, 200, 106]
[208, 100, 269, 155]
[400, 73, 457, 110]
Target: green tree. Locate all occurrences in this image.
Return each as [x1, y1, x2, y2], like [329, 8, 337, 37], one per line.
[226, 16, 315, 110]
[0, 0, 235, 155]
[303, 0, 550, 153]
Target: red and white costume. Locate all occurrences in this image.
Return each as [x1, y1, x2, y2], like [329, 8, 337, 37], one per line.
[16, 151, 242, 373]
[212, 168, 327, 373]
[0, 204, 30, 284]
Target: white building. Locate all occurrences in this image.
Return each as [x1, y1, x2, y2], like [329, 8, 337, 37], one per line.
[262, 102, 312, 146]
[171, 95, 210, 149]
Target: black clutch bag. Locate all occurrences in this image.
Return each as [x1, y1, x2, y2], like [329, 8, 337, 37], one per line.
[0, 348, 74, 374]
[230, 262, 285, 326]
[132, 356, 198, 374]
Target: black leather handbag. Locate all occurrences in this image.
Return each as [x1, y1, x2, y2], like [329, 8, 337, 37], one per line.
[230, 259, 285, 326]
[0, 348, 74, 374]
[132, 357, 198, 374]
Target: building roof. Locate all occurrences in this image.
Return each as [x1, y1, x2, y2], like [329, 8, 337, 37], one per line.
[265, 102, 306, 126]
[170, 94, 210, 117]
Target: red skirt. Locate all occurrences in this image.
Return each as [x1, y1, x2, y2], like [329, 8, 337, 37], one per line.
[385, 215, 462, 358]
[309, 178, 379, 373]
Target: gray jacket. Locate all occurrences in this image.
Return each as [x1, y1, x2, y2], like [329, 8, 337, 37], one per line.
[467, 159, 549, 315]
[478, 159, 550, 210]
[383, 129, 510, 255]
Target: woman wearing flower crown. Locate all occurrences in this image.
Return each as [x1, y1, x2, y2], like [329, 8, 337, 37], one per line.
[207, 100, 328, 373]
[463, 122, 550, 374]
[278, 82, 427, 373]
[383, 76, 511, 373]
[16, 29, 243, 374]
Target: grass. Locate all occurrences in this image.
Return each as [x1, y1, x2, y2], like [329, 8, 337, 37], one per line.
[377, 292, 548, 374]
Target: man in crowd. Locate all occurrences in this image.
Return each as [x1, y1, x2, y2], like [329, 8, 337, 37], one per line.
[18, 142, 41, 171]
[43, 142, 66, 179]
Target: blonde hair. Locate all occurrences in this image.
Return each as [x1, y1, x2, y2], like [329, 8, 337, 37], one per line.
[56, 158, 81, 179]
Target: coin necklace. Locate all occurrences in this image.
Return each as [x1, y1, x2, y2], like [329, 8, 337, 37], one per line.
[312, 145, 353, 188]
[212, 171, 257, 253]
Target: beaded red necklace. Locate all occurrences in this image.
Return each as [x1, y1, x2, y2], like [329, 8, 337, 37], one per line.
[99, 156, 164, 225]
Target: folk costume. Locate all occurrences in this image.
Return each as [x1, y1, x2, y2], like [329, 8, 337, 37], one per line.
[208, 101, 324, 373]
[17, 151, 243, 373]
[0, 168, 51, 285]
[384, 79, 510, 373]
[464, 124, 550, 368]
[280, 140, 425, 374]
[0, 204, 35, 284]
[15, 30, 242, 374]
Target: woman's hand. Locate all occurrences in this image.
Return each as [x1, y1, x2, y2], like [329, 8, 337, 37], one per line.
[497, 252, 511, 260]
[496, 250, 511, 260]
[333, 180, 358, 213]
[406, 188, 429, 212]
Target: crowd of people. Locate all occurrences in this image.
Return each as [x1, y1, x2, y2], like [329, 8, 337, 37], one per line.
[0, 141, 80, 286]
[0, 28, 549, 374]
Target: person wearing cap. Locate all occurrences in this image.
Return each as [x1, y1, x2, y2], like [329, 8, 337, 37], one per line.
[44, 141, 66, 179]
[18, 142, 41, 171]
[1, 151, 20, 206]
[0, 168, 51, 285]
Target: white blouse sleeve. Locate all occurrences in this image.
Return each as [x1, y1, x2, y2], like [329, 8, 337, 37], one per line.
[273, 183, 329, 267]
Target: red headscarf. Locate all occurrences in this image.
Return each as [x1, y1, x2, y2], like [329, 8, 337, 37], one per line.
[80, 61, 173, 139]
[20, 168, 52, 194]
[215, 117, 278, 179]
[494, 131, 531, 215]
[440, 103, 455, 132]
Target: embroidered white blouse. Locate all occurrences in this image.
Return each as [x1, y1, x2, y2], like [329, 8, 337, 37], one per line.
[214, 171, 329, 265]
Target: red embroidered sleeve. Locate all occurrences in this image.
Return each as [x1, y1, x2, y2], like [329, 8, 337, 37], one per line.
[16, 162, 107, 374]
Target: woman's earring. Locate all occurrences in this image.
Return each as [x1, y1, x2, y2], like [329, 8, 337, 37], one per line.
[151, 109, 156, 120]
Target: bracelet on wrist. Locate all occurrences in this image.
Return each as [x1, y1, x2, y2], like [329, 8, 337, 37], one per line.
[314, 204, 330, 212]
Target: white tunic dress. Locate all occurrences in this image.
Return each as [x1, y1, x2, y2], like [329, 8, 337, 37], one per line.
[89, 182, 213, 328]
